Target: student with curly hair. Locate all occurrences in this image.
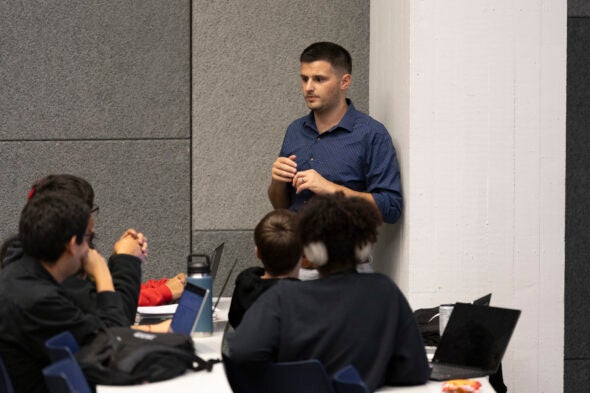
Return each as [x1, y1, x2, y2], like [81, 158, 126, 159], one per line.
[227, 193, 429, 391]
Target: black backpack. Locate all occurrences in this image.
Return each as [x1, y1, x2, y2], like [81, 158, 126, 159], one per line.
[76, 327, 220, 387]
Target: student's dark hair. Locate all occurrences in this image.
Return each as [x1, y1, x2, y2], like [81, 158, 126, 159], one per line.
[298, 193, 382, 271]
[254, 209, 302, 276]
[19, 192, 90, 264]
[300, 42, 352, 74]
[28, 174, 95, 209]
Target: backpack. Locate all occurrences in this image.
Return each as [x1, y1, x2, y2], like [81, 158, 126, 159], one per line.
[75, 327, 220, 387]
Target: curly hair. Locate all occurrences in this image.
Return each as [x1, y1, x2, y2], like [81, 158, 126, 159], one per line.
[255, 209, 301, 276]
[297, 193, 382, 271]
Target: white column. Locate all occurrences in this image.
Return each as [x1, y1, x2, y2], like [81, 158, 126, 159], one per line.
[370, 1, 566, 392]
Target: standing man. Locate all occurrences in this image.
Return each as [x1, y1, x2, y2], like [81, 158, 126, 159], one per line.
[268, 42, 402, 225]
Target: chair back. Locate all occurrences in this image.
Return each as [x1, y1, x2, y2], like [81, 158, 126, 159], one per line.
[332, 365, 370, 393]
[222, 355, 334, 393]
[0, 355, 15, 393]
[42, 358, 91, 393]
[45, 331, 80, 362]
[263, 359, 335, 393]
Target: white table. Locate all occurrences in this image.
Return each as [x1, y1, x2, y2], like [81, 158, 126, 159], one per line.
[98, 298, 493, 393]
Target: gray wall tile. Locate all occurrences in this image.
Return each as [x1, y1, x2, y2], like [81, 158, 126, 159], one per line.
[566, 18, 590, 361]
[569, 0, 590, 17]
[0, 140, 190, 280]
[192, 230, 258, 297]
[565, 360, 590, 390]
[192, 0, 370, 229]
[0, 1, 189, 140]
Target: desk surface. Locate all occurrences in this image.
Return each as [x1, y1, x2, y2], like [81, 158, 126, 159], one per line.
[98, 298, 493, 393]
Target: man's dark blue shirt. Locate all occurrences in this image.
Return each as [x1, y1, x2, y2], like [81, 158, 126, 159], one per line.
[279, 100, 403, 224]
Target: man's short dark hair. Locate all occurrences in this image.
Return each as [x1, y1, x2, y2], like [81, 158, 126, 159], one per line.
[28, 174, 95, 209]
[300, 42, 352, 74]
[298, 193, 382, 270]
[19, 192, 90, 264]
[254, 209, 302, 276]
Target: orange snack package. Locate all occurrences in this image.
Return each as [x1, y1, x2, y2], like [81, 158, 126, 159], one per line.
[441, 379, 482, 393]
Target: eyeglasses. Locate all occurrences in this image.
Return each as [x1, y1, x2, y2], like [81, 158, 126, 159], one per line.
[84, 232, 97, 249]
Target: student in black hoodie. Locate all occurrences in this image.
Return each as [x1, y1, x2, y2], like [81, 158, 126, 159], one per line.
[228, 209, 302, 328]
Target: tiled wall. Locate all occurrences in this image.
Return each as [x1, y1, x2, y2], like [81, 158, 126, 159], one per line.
[0, 0, 370, 292]
[190, 0, 370, 293]
[566, 1, 590, 389]
[0, 1, 191, 280]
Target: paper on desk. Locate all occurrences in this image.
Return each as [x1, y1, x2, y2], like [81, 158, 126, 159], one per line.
[137, 304, 178, 316]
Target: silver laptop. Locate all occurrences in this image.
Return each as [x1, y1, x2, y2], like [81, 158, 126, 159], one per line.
[429, 303, 520, 381]
[169, 281, 210, 335]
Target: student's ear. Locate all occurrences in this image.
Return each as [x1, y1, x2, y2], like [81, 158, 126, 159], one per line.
[64, 236, 78, 255]
[254, 246, 261, 260]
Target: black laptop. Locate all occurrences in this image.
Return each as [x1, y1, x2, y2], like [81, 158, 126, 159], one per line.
[209, 242, 225, 281]
[429, 302, 520, 381]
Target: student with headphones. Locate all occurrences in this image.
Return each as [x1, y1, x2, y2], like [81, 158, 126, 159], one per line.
[227, 193, 429, 391]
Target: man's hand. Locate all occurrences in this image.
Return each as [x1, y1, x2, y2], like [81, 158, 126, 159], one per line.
[271, 155, 297, 183]
[114, 229, 148, 263]
[83, 249, 115, 292]
[292, 169, 337, 195]
[165, 273, 187, 301]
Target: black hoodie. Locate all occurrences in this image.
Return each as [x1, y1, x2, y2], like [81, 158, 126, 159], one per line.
[228, 266, 299, 328]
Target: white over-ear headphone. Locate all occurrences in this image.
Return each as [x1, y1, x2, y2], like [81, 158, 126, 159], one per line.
[304, 241, 374, 266]
[303, 242, 328, 266]
[355, 242, 374, 263]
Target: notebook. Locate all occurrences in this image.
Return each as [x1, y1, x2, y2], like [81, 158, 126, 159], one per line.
[169, 281, 210, 335]
[429, 302, 520, 381]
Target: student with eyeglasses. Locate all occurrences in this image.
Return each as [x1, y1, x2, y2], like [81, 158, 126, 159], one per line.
[0, 174, 147, 324]
[0, 192, 145, 393]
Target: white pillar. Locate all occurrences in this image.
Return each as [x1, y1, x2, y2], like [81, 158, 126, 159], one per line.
[370, 1, 566, 392]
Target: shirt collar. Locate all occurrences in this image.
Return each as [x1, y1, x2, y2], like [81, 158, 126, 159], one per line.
[303, 99, 357, 134]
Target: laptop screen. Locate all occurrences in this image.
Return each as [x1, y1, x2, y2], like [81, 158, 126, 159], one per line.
[170, 281, 209, 335]
[433, 303, 520, 372]
[209, 242, 225, 280]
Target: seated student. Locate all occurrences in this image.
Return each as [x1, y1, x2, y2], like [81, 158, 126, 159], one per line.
[0, 174, 146, 324]
[227, 193, 430, 391]
[0, 192, 145, 393]
[138, 272, 187, 306]
[228, 209, 301, 328]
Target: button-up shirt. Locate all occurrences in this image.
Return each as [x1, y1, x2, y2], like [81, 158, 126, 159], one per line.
[279, 100, 402, 223]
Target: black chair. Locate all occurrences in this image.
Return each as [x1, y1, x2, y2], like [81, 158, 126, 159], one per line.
[0, 355, 15, 393]
[45, 330, 80, 363]
[332, 365, 370, 393]
[42, 358, 91, 393]
[222, 354, 335, 393]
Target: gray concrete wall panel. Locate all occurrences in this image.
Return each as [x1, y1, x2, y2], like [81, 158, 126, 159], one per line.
[0, 140, 190, 280]
[569, 0, 590, 17]
[0, 1, 189, 140]
[192, 0, 370, 229]
[566, 16, 590, 383]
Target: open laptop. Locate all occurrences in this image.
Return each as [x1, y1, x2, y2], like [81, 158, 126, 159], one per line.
[429, 303, 520, 381]
[209, 242, 225, 281]
[169, 281, 210, 335]
[472, 293, 492, 306]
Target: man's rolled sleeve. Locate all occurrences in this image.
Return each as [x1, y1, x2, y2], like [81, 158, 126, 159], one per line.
[367, 130, 403, 224]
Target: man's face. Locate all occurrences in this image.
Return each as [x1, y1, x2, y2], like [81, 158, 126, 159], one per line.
[300, 60, 350, 114]
[68, 215, 95, 276]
